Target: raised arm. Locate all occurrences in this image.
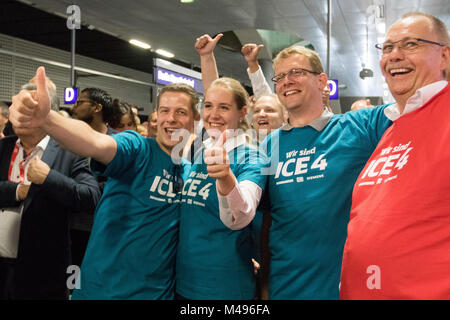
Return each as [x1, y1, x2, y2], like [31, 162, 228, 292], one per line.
[9, 67, 117, 165]
[195, 34, 223, 92]
[241, 43, 272, 99]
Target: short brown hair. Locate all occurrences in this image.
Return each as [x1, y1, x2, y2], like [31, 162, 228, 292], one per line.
[157, 83, 200, 117]
[273, 46, 324, 74]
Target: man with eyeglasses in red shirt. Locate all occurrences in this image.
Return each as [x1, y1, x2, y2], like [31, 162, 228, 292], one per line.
[340, 12, 450, 299]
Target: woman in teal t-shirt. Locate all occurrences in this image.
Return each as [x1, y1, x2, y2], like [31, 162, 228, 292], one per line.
[176, 77, 267, 299]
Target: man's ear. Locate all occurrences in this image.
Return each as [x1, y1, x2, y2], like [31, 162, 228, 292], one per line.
[440, 46, 450, 79]
[194, 112, 201, 121]
[318, 72, 328, 90]
[94, 103, 103, 113]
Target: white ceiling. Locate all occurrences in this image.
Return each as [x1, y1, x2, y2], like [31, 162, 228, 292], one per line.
[19, 0, 450, 100]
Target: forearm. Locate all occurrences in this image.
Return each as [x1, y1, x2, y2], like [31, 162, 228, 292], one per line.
[200, 53, 219, 93]
[0, 181, 21, 207]
[42, 110, 117, 164]
[218, 179, 262, 230]
[40, 162, 100, 212]
[247, 59, 260, 74]
[247, 66, 273, 99]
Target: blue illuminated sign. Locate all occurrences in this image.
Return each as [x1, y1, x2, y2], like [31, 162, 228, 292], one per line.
[156, 67, 203, 93]
[64, 87, 78, 104]
[327, 80, 339, 100]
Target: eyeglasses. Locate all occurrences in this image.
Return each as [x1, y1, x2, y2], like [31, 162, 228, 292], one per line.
[73, 100, 95, 107]
[375, 37, 446, 55]
[171, 165, 184, 194]
[271, 68, 320, 83]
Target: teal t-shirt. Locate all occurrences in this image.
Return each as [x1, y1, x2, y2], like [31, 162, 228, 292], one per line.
[262, 106, 392, 300]
[176, 141, 267, 299]
[72, 131, 180, 300]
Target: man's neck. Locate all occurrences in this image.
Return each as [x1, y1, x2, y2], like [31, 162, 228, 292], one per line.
[287, 103, 325, 127]
[90, 120, 108, 134]
[20, 134, 45, 155]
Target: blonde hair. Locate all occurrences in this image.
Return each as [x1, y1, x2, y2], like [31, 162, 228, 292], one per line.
[208, 77, 251, 131]
[273, 46, 324, 74]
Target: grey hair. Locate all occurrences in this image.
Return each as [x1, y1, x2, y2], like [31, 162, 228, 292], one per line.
[21, 82, 60, 111]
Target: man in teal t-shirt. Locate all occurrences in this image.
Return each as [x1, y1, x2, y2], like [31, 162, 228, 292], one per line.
[9, 68, 200, 299]
[259, 46, 392, 299]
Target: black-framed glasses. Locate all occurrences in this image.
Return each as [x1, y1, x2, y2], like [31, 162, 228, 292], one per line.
[171, 164, 184, 194]
[375, 37, 446, 55]
[271, 68, 320, 83]
[73, 99, 95, 107]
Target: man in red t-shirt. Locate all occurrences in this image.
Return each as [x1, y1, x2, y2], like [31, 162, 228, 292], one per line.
[340, 12, 450, 299]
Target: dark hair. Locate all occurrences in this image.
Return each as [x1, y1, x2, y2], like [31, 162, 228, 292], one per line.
[81, 88, 113, 123]
[108, 99, 137, 130]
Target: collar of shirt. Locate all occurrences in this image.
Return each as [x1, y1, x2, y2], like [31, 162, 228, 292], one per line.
[281, 107, 333, 132]
[203, 132, 251, 153]
[16, 135, 50, 158]
[384, 80, 448, 121]
[14, 135, 50, 168]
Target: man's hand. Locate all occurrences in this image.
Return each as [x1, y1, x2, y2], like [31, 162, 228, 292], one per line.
[194, 34, 223, 56]
[27, 157, 50, 185]
[204, 130, 235, 195]
[9, 66, 51, 129]
[17, 183, 30, 201]
[241, 43, 264, 73]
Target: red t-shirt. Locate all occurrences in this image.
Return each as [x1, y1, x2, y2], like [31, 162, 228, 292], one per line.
[340, 84, 450, 299]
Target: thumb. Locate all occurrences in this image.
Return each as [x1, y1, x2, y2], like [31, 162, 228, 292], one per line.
[215, 129, 228, 148]
[35, 67, 50, 109]
[255, 44, 264, 53]
[212, 33, 223, 44]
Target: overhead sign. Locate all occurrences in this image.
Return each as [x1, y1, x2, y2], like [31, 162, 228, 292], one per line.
[327, 79, 339, 100]
[155, 67, 203, 93]
[64, 87, 78, 104]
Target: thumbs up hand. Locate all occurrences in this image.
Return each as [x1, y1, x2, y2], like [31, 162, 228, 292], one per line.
[241, 43, 264, 64]
[194, 33, 223, 56]
[10, 66, 51, 129]
[204, 130, 235, 195]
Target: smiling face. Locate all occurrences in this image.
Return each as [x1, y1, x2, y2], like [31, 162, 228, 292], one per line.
[252, 95, 285, 133]
[274, 54, 327, 115]
[380, 15, 449, 108]
[155, 91, 195, 154]
[203, 85, 246, 133]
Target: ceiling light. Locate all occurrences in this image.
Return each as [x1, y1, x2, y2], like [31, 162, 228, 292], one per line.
[180, 0, 194, 3]
[156, 49, 175, 58]
[129, 39, 151, 49]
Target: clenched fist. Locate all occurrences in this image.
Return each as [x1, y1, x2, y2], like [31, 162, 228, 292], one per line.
[27, 157, 50, 185]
